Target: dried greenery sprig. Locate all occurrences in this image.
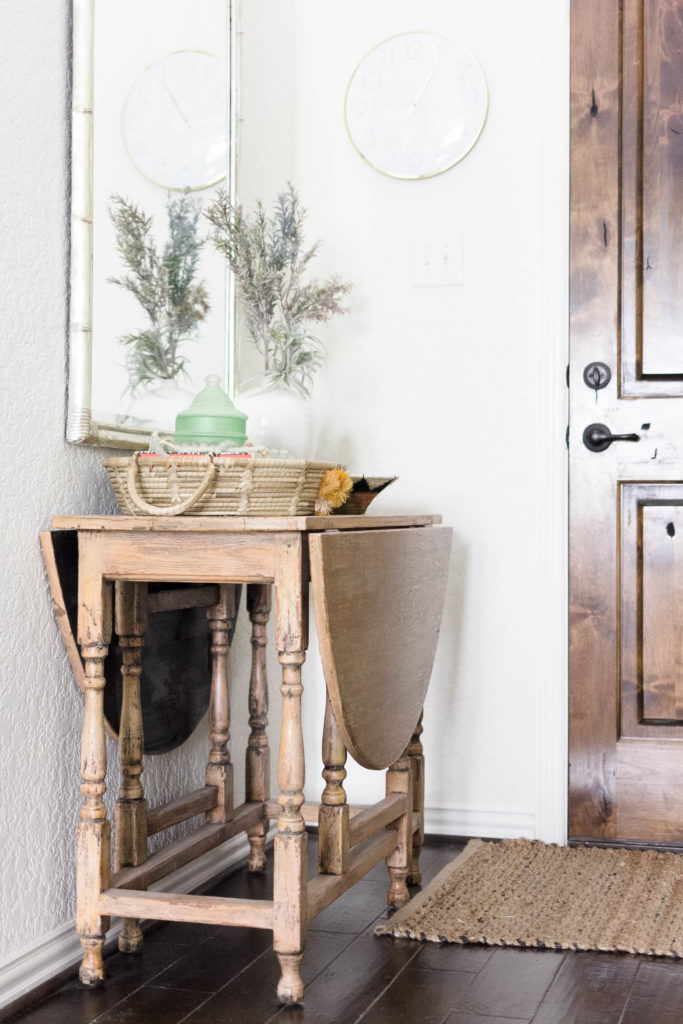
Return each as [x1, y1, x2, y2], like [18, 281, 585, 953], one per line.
[206, 184, 351, 396]
[109, 192, 210, 394]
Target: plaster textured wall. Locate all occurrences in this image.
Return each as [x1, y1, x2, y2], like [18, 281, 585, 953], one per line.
[0, 0, 256, 966]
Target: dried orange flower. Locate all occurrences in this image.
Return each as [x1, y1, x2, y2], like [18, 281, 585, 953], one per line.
[315, 469, 353, 515]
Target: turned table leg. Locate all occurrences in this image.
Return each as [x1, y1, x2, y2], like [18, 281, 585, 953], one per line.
[318, 692, 349, 875]
[273, 650, 308, 1004]
[74, 551, 112, 987]
[114, 582, 148, 954]
[406, 713, 425, 885]
[385, 755, 413, 908]
[77, 643, 112, 984]
[246, 584, 271, 872]
[75, 538, 113, 987]
[205, 586, 235, 824]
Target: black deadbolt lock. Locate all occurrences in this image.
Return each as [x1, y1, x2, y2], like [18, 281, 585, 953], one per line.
[583, 362, 611, 391]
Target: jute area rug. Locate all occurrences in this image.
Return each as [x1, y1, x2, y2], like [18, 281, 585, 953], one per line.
[375, 838, 683, 958]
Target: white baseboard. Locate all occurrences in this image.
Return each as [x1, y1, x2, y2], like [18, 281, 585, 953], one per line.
[424, 806, 536, 840]
[0, 833, 252, 1014]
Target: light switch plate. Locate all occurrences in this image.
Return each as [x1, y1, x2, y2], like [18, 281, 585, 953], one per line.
[411, 232, 463, 287]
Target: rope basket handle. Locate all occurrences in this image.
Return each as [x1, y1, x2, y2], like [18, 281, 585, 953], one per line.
[126, 454, 218, 516]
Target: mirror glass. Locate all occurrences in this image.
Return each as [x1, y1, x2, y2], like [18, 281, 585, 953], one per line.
[68, 0, 235, 447]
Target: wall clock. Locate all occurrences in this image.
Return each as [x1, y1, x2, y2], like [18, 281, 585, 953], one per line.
[344, 31, 488, 180]
[123, 50, 227, 191]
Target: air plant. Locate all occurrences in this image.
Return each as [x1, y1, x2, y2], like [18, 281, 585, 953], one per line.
[109, 192, 210, 393]
[206, 184, 351, 397]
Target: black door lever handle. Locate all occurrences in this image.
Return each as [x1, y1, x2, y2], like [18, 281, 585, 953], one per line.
[582, 423, 640, 453]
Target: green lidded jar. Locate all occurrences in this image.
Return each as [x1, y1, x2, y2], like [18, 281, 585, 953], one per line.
[173, 375, 248, 447]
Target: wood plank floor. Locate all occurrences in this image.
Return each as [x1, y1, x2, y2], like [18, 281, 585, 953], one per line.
[7, 835, 683, 1024]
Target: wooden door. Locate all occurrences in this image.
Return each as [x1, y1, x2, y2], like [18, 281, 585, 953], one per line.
[569, 0, 683, 844]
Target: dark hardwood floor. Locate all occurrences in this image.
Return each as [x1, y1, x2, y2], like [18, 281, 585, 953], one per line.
[7, 835, 683, 1024]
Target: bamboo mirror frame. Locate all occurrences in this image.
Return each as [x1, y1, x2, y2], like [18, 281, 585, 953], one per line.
[67, 0, 237, 448]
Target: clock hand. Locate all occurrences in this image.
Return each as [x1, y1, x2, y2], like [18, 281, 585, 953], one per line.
[162, 78, 190, 126]
[409, 61, 440, 112]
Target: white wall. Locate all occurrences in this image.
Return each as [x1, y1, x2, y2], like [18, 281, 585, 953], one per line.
[238, 0, 569, 839]
[0, 0, 568, 1009]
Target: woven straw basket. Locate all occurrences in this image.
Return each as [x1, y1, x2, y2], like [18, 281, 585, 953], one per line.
[103, 454, 343, 516]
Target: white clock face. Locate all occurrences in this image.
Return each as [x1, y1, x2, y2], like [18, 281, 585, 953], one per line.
[123, 51, 227, 190]
[345, 32, 488, 180]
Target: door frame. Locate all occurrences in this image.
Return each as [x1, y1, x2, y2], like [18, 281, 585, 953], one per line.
[535, 0, 570, 845]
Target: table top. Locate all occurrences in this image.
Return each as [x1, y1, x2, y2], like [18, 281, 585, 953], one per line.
[51, 514, 441, 533]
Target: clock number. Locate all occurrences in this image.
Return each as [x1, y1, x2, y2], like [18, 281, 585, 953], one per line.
[363, 71, 382, 92]
[380, 46, 396, 69]
[406, 38, 422, 60]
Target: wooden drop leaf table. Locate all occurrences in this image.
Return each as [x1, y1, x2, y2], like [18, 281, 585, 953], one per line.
[42, 514, 451, 1004]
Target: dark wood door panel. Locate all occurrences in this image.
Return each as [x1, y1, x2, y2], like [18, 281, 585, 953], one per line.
[617, 741, 683, 841]
[620, 484, 683, 737]
[642, 0, 683, 375]
[622, 0, 683, 392]
[642, 505, 683, 720]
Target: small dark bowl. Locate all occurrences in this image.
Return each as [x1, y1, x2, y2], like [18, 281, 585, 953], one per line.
[333, 476, 397, 515]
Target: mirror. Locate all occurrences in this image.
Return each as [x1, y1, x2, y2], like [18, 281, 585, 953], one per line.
[67, 0, 236, 447]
